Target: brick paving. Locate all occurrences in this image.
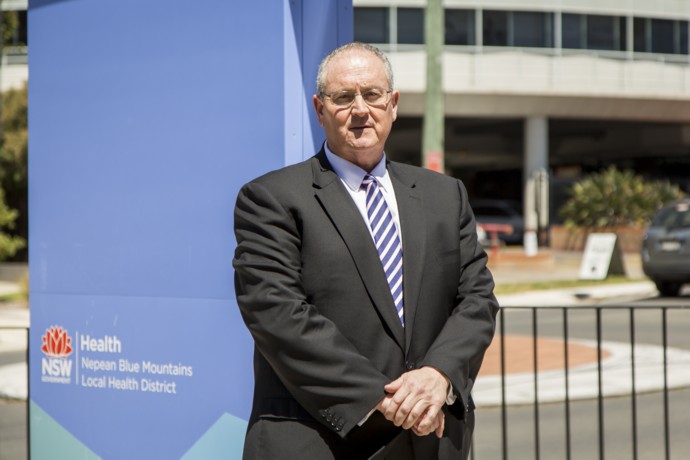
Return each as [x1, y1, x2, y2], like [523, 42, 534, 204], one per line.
[479, 335, 611, 376]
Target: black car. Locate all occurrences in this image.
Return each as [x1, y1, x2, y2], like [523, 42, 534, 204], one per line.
[641, 198, 690, 297]
[470, 199, 524, 245]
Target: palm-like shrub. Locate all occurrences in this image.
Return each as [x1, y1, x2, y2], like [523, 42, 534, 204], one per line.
[559, 166, 684, 229]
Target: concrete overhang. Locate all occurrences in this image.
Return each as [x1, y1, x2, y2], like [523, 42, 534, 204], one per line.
[390, 50, 690, 122]
[398, 92, 690, 122]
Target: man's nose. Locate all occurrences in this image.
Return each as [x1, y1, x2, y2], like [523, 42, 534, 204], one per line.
[351, 94, 369, 114]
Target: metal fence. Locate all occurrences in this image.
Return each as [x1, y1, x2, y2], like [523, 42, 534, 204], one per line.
[471, 305, 690, 460]
[2, 307, 689, 459]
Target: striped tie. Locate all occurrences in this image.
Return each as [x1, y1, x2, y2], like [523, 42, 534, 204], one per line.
[362, 175, 404, 326]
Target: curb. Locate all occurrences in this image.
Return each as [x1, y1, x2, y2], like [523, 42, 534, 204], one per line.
[496, 281, 657, 307]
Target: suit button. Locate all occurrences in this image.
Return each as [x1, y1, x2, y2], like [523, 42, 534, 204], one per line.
[335, 426, 342, 432]
[406, 361, 415, 370]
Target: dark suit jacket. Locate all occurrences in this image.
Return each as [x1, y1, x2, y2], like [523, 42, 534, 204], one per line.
[233, 149, 498, 459]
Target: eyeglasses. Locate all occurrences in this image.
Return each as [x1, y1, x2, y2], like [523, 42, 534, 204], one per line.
[320, 87, 392, 108]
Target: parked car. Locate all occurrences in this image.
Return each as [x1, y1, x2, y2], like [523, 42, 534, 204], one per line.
[641, 198, 690, 297]
[470, 199, 524, 245]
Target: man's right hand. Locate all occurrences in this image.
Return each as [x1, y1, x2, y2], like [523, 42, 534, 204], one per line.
[376, 395, 445, 438]
[375, 367, 448, 437]
[412, 409, 445, 438]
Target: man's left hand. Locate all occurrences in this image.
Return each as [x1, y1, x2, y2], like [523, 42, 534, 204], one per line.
[378, 367, 449, 436]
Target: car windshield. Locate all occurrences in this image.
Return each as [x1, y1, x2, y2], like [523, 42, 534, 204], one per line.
[651, 203, 690, 228]
[471, 200, 522, 217]
[473, 206, 514, 217]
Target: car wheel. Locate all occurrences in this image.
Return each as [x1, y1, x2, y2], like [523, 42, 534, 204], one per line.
[655, 281, 682, 297]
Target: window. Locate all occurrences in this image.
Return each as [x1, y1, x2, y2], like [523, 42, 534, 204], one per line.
[563, 14, 626, 51]
[483, 10, 552, 48]
[633, 17, 689, 54]
[652, 19, 675, 53]
[483, 10, 508, 46]
[562, 13, 584, 49]
[397, 8, 424, 44]
[354, 7, 389, 44]
[445, 9, 475, 45]
[587, 15, 626, 51]
[353, 7, 690, 57]
[633, 17, 648, 52]
[652, 204, 690, 228]
[513, 12, 553, 48]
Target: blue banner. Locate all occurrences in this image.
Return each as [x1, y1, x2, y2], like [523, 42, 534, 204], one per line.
[29, 0, 351, 457]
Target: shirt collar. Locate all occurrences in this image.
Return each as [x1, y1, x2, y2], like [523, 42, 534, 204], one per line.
[324, 143, 388, 192]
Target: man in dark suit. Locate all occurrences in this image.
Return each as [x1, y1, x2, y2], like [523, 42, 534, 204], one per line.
[233, 42, 498, 459]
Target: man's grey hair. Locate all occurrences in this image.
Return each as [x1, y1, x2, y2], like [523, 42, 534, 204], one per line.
[316, 42, 394, 95]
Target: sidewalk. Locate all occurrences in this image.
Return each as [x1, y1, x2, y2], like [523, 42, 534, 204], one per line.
[488, 247, 646, 284]
[0, 280, 21, 297]
[490, 248, 658, 306]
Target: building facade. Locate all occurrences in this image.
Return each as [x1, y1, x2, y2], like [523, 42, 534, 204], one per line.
[354, 0, 690, 242]
[2, 0, 28, 91]
[7, 1, 689, 242]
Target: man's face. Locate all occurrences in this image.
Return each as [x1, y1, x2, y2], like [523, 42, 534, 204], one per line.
[313, 50, 399, 172]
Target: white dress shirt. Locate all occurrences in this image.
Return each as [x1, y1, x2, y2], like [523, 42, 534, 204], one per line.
[324, 143, 402, 244]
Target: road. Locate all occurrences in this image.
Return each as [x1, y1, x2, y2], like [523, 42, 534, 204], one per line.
[472, 292, 690, 460]
[0, 399, 25, 460]
[473, 387, 690, 460]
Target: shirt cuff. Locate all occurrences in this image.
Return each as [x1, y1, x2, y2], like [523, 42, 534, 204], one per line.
[358, 406, 378, 426]
[445, 384, 457, 405]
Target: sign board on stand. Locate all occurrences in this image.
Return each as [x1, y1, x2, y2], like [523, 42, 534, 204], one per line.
[578, 233, 626, 280]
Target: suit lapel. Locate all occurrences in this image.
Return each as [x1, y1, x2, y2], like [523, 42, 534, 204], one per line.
[311, 152, 405, 349]
[388, 162, 426, 354]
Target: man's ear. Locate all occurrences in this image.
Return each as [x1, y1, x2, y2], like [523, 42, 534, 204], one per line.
[313, 95, 325, 126]
[390, 90, 400, 122]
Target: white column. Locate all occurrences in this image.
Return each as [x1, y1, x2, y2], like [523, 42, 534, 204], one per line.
[523, 117, 549, 255]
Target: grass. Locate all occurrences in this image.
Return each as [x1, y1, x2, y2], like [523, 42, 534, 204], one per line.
[493, 275, 648, 295]
[0, 292, 23, 303]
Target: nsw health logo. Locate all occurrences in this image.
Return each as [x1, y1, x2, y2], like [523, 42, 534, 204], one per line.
[41, 326, 74, 384]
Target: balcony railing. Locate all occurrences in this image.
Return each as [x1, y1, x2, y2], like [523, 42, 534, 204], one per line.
[1, 46, 28, 66]
[374, 43, 690, 66]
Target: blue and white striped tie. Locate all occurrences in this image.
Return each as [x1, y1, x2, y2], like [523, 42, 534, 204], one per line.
[362, 175, 404, 326]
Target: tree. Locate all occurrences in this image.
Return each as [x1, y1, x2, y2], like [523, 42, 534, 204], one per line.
[0, 189, 24, 260]
[559, 166, 684, 228]
[2, 11, 25, 47]
[0, 82, 28, 259]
